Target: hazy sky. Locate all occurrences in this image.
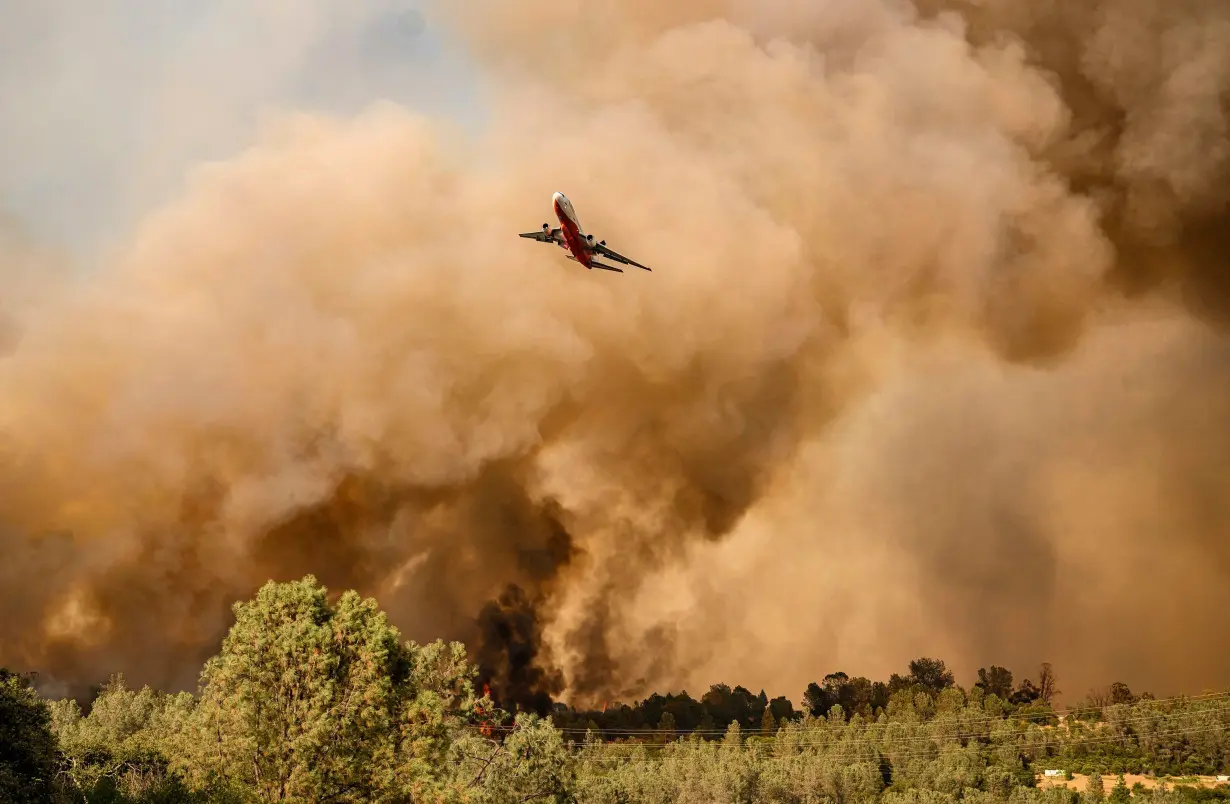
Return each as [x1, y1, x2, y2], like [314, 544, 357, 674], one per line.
[0, 0, 483, 257]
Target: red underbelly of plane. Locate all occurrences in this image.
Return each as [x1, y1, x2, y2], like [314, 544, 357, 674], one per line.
[559, 219, 590, 266]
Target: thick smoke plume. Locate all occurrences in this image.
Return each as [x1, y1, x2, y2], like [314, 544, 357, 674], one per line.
[2, 0, 1230, 708]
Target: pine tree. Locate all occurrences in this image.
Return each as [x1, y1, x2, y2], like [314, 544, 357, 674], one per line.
[658, 711, 677, 743]
[760, 705, 776, 736]
[1087, 770, 1105, 801]
[174, 576, 485, 802]
[1110, 774, 1130, 803]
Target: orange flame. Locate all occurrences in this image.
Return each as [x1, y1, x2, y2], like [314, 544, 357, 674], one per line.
[476, 684, 493, 736]
[601, 701, 608, 713]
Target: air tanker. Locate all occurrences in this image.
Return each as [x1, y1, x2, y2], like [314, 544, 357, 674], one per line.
[518, 192, 652, 273]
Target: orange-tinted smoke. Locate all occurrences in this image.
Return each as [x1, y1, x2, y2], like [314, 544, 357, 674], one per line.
[1, 0, 1230, 709]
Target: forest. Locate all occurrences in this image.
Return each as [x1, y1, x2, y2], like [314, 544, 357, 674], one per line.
[2, 576, 1228, 804]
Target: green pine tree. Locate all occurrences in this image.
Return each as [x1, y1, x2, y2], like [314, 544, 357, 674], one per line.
[760, 704, 776, 736]
[173, 575, 487, 802]
[1087, 770, 1106, 801]
[1110, 774, 1130, 803]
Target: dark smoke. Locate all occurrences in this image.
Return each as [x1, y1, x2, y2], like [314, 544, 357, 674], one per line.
[474, 584, 564, 715]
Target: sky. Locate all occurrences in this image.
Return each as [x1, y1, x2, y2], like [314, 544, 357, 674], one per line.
[0, 0, 483, 258]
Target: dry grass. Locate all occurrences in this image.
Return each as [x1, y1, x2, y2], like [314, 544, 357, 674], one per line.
[1037, 773, 1230, 792]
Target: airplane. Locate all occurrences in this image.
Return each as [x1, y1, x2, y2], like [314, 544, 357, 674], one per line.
[518, 192, 652, 273]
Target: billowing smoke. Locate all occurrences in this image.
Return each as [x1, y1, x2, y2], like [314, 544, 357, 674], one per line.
[474, 584, 565, 715]
[2, 0, 1230, 709]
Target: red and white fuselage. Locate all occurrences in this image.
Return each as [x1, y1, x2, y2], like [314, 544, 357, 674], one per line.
[552, 191, 595, 268]
[518, 191, 652, 273]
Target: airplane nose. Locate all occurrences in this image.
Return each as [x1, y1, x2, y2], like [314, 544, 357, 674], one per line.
[553, 191, 566, 204]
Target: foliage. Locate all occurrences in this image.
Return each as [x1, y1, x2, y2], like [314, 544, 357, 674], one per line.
[49, 674, 205, 803]
[0, 668, 58, 804]
[454, 713, 577, 803]
[5, 578, 1228, 803]
[170, 575, 494, 802]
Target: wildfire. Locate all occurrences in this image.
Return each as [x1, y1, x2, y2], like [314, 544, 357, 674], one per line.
[602, 701, 608, 713]
[477, 684, 493, 737]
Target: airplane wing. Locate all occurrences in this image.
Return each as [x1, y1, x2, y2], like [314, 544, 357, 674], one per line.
[519, 227, 562, 244]
[565, 253, 623, 273]
[593, 241, 651, 272]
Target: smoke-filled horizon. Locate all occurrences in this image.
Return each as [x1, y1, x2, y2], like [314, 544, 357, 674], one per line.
[2, 0, 1230, 710]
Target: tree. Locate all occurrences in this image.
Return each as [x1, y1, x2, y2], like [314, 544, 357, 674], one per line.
[804, 682, 831, 718]
[841, 676, 883, 717]
[821, 673, 851, 718]
[801, 671, 885, 720]
[908, 658, 955, 694]
[1038, 663, 1060, 704]
[460, 713, 576, 804]
[1010, 678, 1042, 706]
[975, 666, 1015, 700]
[392, 638, 501, 799]
[701, 683, 735, 727]
[1110, 774, 1130, 803]
[760, 705, 776, 736]
[49, 674, 202, 802]
[0, 669, 58, 804]
[657, 711, 677, 743]
[768, 695, 795, 723]
[1087, 770, 1105, 801]
[174, 575, 486, 802]
[1107, 683, 1135, 705]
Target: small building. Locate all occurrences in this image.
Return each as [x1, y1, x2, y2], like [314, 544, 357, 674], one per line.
[1043, 770, 1064, 777]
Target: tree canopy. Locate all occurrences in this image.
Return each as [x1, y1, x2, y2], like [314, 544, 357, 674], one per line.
[6, 576, 1228, 804]
[0, 669, 59, 804]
